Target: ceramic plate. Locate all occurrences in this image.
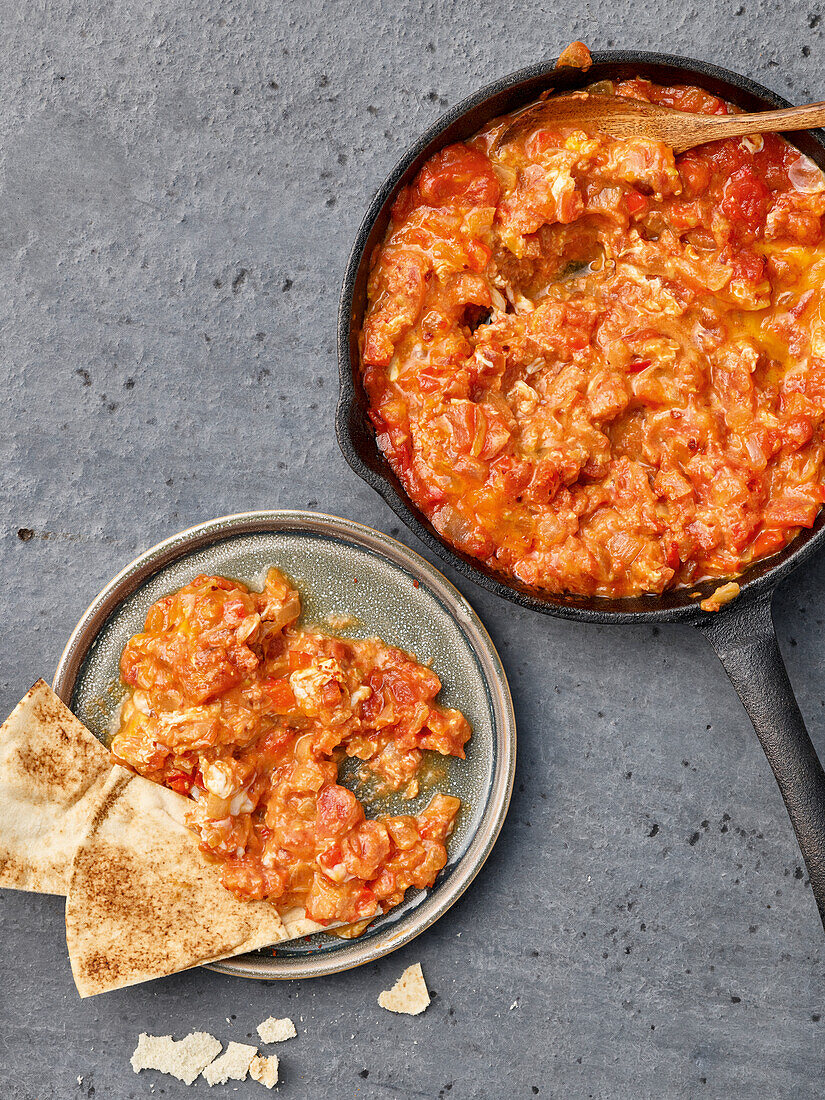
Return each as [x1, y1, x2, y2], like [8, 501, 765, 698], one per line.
[53, 510, 516, 979]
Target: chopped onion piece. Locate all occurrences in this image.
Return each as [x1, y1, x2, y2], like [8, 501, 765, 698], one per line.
[206, 792, 233, 820]
[789, 155, 825, 194]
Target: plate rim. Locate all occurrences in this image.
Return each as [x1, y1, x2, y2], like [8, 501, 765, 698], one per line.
[52, 509, 517, 980]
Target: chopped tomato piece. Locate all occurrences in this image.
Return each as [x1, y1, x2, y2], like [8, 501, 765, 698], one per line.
[722, 167, 770, 240]
[165, 770, 194, 795]
[749, 528, 787, 559]
[416, 143, 501, 208]
[316, 784, 366, 839]
[466, 238, 493, 272]
[623, 189, 649, 217]
[263, 677, 297, 712]
[678, 154, 712, 198]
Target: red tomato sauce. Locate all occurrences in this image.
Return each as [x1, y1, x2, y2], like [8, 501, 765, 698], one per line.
[360, 79, 825, 597]
[111, 570, 469, 927]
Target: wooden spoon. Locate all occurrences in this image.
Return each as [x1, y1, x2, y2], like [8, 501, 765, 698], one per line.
[495, 93, 825, 154]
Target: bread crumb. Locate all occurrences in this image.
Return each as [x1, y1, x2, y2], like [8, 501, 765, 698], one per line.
[131, 1032, 222, 1086]
[202, 1042, 257, 1085]
[257, 1016, 297, 1044]
[249, 1054, 279, 1089]
[378, 962, 430, 1016]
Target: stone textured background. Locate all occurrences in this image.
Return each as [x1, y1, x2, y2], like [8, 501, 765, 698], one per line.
[1, 1, 824, 1097]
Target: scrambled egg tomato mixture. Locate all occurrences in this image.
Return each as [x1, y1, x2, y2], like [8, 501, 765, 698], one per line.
[111, 570, 470, 928]
[361, 76, 825, 596]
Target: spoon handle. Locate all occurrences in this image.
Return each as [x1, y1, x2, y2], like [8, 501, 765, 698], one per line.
[680, 101, 825, 147]
[736, 101, 825, 132]
[698, 592, 825, 933]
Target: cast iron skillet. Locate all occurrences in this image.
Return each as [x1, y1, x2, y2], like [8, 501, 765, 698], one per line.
[337, 51, 825, 929]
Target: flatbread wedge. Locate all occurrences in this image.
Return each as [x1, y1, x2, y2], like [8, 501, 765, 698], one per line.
[280, 906, 335, 939]
[66, 766, 289, 996]
[0, 679, 111, 894]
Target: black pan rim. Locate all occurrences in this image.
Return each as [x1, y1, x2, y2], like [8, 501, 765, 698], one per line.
[336, 50, 825, 624]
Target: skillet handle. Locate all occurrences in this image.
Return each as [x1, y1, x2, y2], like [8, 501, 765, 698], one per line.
[697, 590, 825, 930]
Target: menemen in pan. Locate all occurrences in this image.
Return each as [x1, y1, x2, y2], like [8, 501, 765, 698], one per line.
[360, 49, 825, 597]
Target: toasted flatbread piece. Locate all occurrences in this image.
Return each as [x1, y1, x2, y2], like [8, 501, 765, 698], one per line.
[131, 1032, 222, 1085]
[0, 679, 111, 894]
[257, 1016, 296, 1043]
[249, 1054, 279, 1088]
[202, 1041, 257, 1085]
[66, 766, 288, 996]
[378, 962, 431, 1016]
[280, 905, 332, 939]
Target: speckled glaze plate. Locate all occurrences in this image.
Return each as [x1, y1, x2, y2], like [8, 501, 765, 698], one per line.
[52, 510, 516, 980]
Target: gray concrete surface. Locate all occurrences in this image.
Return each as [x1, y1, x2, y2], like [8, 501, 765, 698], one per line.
[0, 0, 824, 1096]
